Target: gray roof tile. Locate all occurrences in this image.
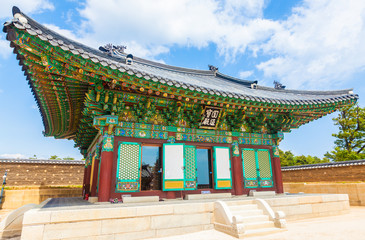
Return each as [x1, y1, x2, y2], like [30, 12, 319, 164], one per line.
[5, 9, 359, 106]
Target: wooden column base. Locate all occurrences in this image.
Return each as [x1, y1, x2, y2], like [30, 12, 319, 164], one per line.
[166, 191, 176, 199]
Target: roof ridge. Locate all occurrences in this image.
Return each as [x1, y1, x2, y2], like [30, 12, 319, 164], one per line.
[281, 159, 365, 171]
[256, 85, 354, 96]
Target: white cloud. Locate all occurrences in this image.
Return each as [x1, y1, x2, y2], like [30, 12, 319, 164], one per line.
[0, 36, 12, 58]
[75, 0, 365, 89]
[256, 0, 365, 89]
[0, 0, 54, 59]
[43, 24, 83, 43]
[0, 153, 27, 159]
[0, 0, 54, 20]
[4, 0, 365, 89]
[77, 0, 268, 59]
[239, 70, 254, 79]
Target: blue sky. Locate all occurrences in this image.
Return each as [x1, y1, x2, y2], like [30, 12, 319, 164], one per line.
[0, 0, 364, 160]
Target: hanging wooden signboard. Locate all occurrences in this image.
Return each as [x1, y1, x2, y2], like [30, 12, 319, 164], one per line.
[200, 106, 222, 129]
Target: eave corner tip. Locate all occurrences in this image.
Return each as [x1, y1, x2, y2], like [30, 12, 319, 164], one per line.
[12, 6, 21, 16]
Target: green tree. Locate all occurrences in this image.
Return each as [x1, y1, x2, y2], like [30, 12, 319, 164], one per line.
[280, 149, 330, 166]
[325, 104, 365, 161]
[50, 155, 61, 160]
[279, 149, 295, 166]
[63, 157, 75, 160]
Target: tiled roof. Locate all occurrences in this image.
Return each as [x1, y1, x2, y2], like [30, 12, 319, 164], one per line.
[4, 6, 358, 105]
[281, 159, 365, 171]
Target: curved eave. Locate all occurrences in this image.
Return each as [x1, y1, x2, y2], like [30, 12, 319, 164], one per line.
[4, 25, 89, 139]
[2, 7, 359, 145]
[3, 7, 358, 108]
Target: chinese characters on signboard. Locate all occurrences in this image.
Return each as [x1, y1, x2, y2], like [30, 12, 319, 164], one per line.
[200, 107, 221, 129]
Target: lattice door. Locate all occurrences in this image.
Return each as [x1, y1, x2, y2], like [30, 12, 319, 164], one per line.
[116, 142, 141, 192]
[184, 145, 197, 190]
[242, 148, 273, 188]
[242, 148, 259, 188]
[257, 149, 273, 187]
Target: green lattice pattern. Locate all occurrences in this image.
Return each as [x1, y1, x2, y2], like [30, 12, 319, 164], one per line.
[118, 144, 140, 180]
[257, 150, 272, 178]
[242, 149, 257, 178]
[184, 146, 196, 180]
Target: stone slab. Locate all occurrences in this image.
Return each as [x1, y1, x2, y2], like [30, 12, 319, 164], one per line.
[250, 191, 276, 197]
[88, 196, 98, 203]
[123, 196, 159, 203]
[184, 193, 231, 200]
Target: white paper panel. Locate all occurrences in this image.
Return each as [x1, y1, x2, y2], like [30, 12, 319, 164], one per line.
[215, 147, 231, 179]
[164, 144, 184, 180]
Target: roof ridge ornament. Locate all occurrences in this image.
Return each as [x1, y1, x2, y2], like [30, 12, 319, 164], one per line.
[208, 65, 218, 75]
[99, 44, 126, 57]
[274, 81, 286, 90]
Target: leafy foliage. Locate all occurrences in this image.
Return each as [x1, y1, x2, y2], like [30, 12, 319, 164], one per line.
[279, 149, 330, 166]
[49, 155, 75, 160]
[325, 104, 365, 161]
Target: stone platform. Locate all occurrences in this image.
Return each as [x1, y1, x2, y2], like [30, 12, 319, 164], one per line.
[18, 194, 349, 240]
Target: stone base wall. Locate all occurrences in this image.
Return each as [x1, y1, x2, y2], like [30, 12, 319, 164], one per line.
[1, 187, 82, 209]
[21, 201, 214, 240]
[20, 194, 349, 240]
[268, 194, 350, 220]
[0, 159, 84, 186]
[282, 164, 365, 182]
[284, 182, 365, 206]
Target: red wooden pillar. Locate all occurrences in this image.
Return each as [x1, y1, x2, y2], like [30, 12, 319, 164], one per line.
[82, 166, 87, 197]
[98, 151, 113, 201]
[90, 158, 100, 196]
[232, 156, 244, 195]
[272, 156, 284, 193]
[231, 138, 244, 195]
[166, 191, 176, 199]
[83, 165, 91, 196]
[98, 132, 114, 202]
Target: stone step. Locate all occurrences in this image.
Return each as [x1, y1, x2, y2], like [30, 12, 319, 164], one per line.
[245, 221, 275, 230]
[231, 209, 263, 217]
[243, 227, 285, 238]
[228, 204, 258, 211]
[224, 200, 254, 206]
[185, 193, 232, 200]
[249, 191, 276, 197]
[239, 214, 269, 223]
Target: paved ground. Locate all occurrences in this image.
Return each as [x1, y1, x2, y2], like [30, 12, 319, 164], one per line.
[149, 207, 365, 240]
[0, 209, 12, 221]
[42, 197, 92, 208]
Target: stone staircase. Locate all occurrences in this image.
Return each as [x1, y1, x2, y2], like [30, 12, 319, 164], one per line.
[214, 199, 286, 238]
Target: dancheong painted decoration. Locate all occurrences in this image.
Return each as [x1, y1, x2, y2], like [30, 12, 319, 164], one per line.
[3, 6, 358, 201]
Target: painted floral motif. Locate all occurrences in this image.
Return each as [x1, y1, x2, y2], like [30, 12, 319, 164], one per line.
[102, 135, 114, 152]
[116, 182, 138, 191]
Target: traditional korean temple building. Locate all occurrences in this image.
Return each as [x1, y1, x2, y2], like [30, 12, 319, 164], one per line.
[3, 7, 358, 202]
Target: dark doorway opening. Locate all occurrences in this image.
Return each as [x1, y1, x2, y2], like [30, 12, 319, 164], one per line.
[141, 146, 162, 190]
[196, 148, 213, 189]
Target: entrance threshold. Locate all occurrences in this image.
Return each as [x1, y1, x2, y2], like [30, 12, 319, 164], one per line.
[184, 192, 232, 200]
